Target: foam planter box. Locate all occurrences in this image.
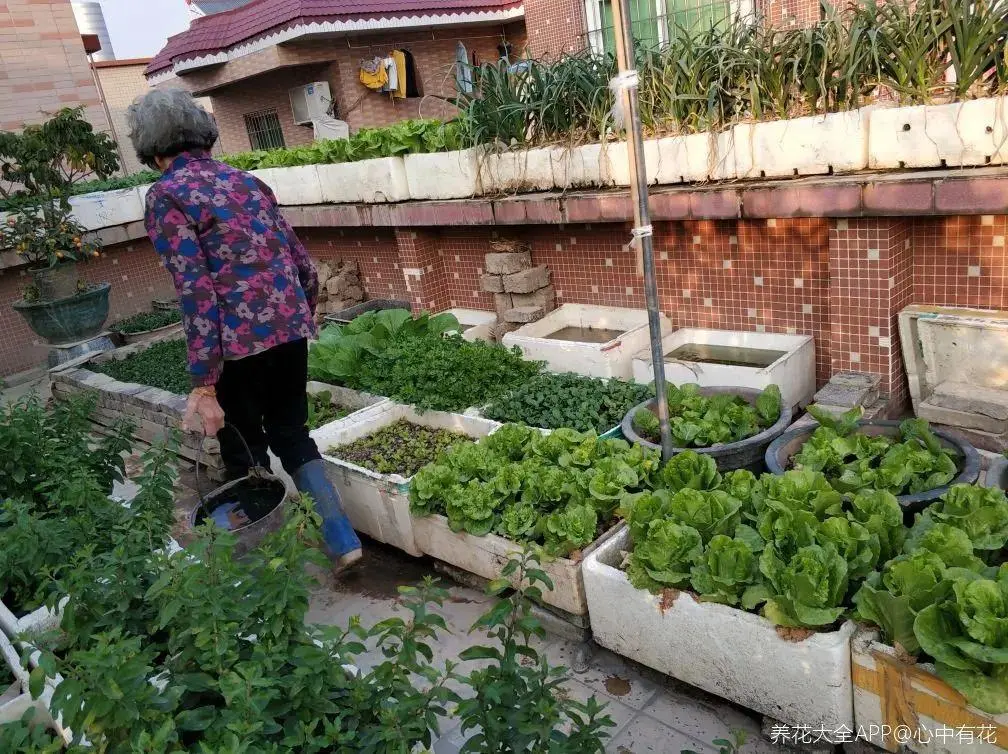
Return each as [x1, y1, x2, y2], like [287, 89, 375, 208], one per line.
[852, 629, 1008, 753]
[313, 403, 499, 557]
[251, 165, 324, 205]
[69, 186, 145, 229]
[502, 303, 672, 380]
[739, 109, 870, 179]
[440, 308, 497, 342]
[630, 328, 816, 412]
[404, 149, 481, 200]
[317, 157, 410, 204]
[609, 133, 725, 185]
[583, 527, 856, 729]
[479, 148, 556, 194]
[869, 98, 1008, 170]
[413, 514, 620, 616]
[0, 597, 64, 640]
[552, 143, 613, 189]
[0, 632, 68, 745]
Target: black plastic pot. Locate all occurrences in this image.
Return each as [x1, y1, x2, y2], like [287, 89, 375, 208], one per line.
[984, 455, 1008, 492]
[621, 386, 794, 473]
[324, 298, 411, 326]
[191, 469, 288, 557]
[765, 420, 981, 513]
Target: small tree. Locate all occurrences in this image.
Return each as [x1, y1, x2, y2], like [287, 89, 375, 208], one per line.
[0, 107, 119, 270]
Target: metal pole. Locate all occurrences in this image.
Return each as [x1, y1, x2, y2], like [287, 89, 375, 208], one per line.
[609, 0, 673, 461]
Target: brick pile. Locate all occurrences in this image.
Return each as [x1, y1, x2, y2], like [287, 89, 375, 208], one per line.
[479, 239, 555, 340]
[315, 259, 365, 322]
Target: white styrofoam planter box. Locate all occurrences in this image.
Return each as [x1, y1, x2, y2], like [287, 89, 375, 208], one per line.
[312, 402, 499, 557]
[853, 629, 1008, 753]
[69, 186, 145, 229]
[414, 514, 620, 616]
[584, 528, 855, 729]
[0, 633, 70, 744]
[608, 139, 662, 186]
[553, 143, 613, 189]
[479, 148, 556, 194]
[316, 157, 410, 204]
[631, 328, 816, 411]
[251, 165, 324, 205]
[502, 303, 672, 380]
[404, 149, 481, 200]
[740, 109, 870, 179]
[441, 308, 497, 342]
[869, 97, 1008, 170]
[711, 128, 741, 181]
[0, 598, 63, 640]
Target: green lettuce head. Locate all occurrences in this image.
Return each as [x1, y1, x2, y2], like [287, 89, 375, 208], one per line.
[656, 451, 721, 493]
[667, 488, 742, 543]
[761, 543, 849, 629]
[627, 519, 703, 594]
[847, 489, 906, 563]
[689, 534, 763, 607]
[816, 516, 881, 582]
[928, 485, 1008, 552]
[619, 489, 674, 543]
[543, 502, 597, 556]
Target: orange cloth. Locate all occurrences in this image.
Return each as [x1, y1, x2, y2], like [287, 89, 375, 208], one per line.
[391, 49, 407, 98]
[359, 64, 388, 91]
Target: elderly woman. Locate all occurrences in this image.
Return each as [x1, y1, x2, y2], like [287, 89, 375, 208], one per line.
[127, 89, 362, 568]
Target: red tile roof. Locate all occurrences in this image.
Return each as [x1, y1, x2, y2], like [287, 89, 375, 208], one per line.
[147, 0, 523, 76]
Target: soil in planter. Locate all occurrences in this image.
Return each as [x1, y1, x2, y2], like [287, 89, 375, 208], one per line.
[666, 343, 786, 369]
[90, 338, 189, 395]
[327, 419, 468, 476]
[193, 477, 286, 532]
[546, 325, 624, 343]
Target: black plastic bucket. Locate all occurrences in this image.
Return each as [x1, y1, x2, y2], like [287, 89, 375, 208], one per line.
[191, 470, 288, 557]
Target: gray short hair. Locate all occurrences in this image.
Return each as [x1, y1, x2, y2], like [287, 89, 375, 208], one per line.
[127, 89, 219, 168]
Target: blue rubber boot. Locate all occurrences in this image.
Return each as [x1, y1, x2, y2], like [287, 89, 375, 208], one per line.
[291, 459, 363, 568]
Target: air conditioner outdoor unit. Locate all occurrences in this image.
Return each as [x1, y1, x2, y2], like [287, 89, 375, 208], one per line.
[289, 81, 331, 126]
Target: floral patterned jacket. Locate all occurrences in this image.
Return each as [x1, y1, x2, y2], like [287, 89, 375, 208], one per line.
[144, 151, 318, 388]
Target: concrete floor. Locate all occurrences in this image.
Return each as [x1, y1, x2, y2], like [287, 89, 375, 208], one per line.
[306, 540, 782, 754]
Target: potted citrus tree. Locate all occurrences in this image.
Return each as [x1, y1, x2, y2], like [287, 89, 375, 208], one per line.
[0, 107, 119, 344]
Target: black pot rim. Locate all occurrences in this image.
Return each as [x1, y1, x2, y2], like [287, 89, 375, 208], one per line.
[764, 419, 982, 509]
[621, 385, 794, 457]
[189, 474, 288, 535]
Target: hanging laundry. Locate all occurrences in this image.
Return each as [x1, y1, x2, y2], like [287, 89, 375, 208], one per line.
[391, 49, 407, 98]
[401, 49, 421, 97]
[359, 57, 388, 91]
[382, 56, 398, 94]
[455, 41, 473, 95]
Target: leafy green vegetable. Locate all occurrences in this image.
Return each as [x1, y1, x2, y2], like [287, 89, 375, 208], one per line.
[409, 424, 656, 556]
[619, 489, 673, 543]
[305, 390, 351, 430]
[655, 450, 722, 492]
[666, 488, 742, 543]
[905, 518, 987, 571]
[847, 489, 906, 564]
[327, 419, 467, 476]
[631, 383, 782, 448]
[689, 535, 763, 607]
[923, 484, 1008, 552]
[761, 544, 849, 629]
[111, 308, 181, 335]
[815, 516, 880, 582]
[793, 410, 959, 497]
[89, 338, 189, 395]
[626, 519, 703, 593]
[484, 372, 652, 433]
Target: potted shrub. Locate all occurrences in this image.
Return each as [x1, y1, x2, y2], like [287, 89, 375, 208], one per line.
[0, 107, 119, 344]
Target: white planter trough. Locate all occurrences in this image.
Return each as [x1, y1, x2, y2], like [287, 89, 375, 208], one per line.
[478, 148, 556, 194]
[316, 157, 410, 204]
[404, 149, 481, 200]
[312, 402, 499, 557]
[441, 308, 497, 342]
[69, 186, 145, 229]
[852, 629, 1008, 753]
[630, 328, 816, 411]
[0, 632, 69, 745]
[610, 132, 726, 185]
[251, 165, 324, 205]
[583, 528, 855, 729]
[553, 143, 613, 189]
[0, 598, 63, 640]
[413, 514, 621, 617]
[502, 303, 672, 380]
[740, 109, 870, 179]
[868, 98, 1008, 170]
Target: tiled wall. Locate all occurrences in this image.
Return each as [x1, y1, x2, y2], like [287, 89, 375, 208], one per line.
[4, 216, 1008, 407]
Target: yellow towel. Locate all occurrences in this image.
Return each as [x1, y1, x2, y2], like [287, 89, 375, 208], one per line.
[391, 50, 407, 98]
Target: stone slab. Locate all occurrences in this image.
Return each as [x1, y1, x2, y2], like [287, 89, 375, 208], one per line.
[502, 265, 551, 294]
[484, 252, 531, 275]
[930, 380, 1008, 420]
[919, 399, 1008, 434]
[479, 273, 504, 293]
[503, 305, 545, 324]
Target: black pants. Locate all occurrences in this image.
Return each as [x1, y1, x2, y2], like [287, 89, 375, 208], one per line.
[215, 338, 321, 477]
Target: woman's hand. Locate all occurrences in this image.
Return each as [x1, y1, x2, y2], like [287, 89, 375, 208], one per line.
[184, 387, 226, 436]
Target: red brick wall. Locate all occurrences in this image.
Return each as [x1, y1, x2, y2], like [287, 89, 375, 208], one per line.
[0, 240, 175, 376]
[209, 63, 337, 154]
[755, 0, 822, 27]
[297, 227, 407, 302]
[524, 0, 588, 57]
[0, 0, 110, 132]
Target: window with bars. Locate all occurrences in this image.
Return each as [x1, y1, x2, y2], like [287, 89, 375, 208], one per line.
[243, 109, 286, 151]
[583, 0, 751, 54]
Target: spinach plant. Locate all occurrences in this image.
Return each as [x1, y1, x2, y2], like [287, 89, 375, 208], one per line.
[327, 419, 469, 476]
[305, 390, 350, 430]
[110, 308, 181, 335]
[89, 339, 190, 395]
[484, 372, 652, 433]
